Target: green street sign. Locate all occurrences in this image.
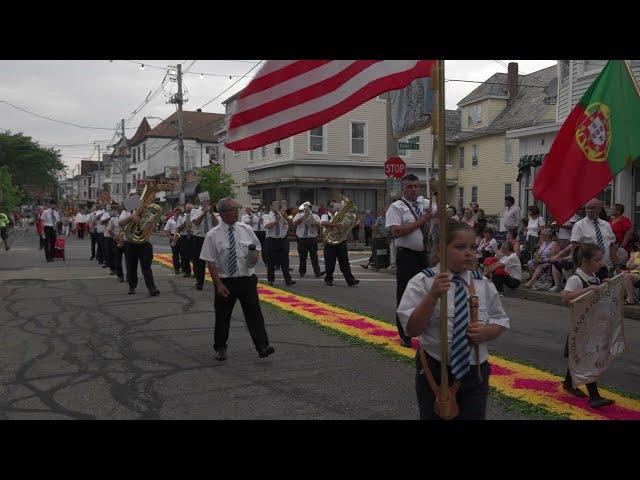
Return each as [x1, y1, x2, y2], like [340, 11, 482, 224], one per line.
[398, 142, 420, 150]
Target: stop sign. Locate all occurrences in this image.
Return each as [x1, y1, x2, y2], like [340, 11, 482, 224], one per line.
[385, 156, 406, 179]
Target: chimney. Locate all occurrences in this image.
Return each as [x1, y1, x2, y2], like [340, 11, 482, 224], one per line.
[507, 62, 518, 103]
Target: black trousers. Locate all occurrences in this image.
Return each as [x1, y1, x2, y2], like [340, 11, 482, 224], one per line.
[179, 235, 192, 275]
[90, 230, 98, 258]
[97, 232, 105, 263]
[364, 226, 372, 246]
[77, 224, 85, 239]
[192, 236, 206, 287]
[297, 237, 321, 276]
[109, 239, 124, 278]
[396, 247, 428, 342]
[213, 275, 270, 352]
[124, 242, 156, 291]
[415, 352, 490, 420]
[44, 226, 56, 261]
[492, 274, 521, 293]
[563, 337, 601, 399]
[103, 235, 113, 269]
[170, 241, 182, 273]
[324, 241, 356, 285]
[267, 237, 292, 283]
[255, 231, 267, 265]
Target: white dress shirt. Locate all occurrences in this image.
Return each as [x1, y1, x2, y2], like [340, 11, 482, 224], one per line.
[241, 213, 263, 231]
[564, 268, 600, 293]
[397, 264, 510, 365]
[558, 214, 581, 241]
[98, 211, 111, 235]
[41, 208, 60, 227]
[526, 216, 546, 238]
[500, 253, 522, 281]
[571, 217, 617, 269]
[294, 212, 320, 238]
[502, 206, 522, 230]
[164, 217, 179, 235]
[119, 211, 131, 241]
[264, 212, 289, 239]
[190, 208, 216, 237]
[385, 198, 426, 252]
[199, 221, 262, 278]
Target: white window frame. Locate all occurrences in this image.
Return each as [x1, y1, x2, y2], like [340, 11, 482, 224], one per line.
[505, 183, 512, 198]
[505, 139, 513, 164]
[261, 146, 266, 158]
[458, 187, 464, 210]
[467, 104, 482, 127]
[459, 146, 465, 169]
[275, 140, 282, 156]
[579, 60, 606, 78]
[471, 186, 478, 204]
[349, 121, 367, 156]
[132, 148, 137, 163]
[249, 149, 254, 161]
[142, 143, 146, 160]
[471, 144, 479, 167]
[560, 60, 570, 81]
[308, 125, 327, 154]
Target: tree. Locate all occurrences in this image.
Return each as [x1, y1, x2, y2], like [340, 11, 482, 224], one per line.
[0, 131, 66, 194]
[0, 166, 25, 211]
[197, 165, 237, 206]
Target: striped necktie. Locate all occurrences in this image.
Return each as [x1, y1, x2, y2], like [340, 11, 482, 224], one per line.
[592, 219, 606, 254]
[304, 222, 309, 237]
[450, 275, 471, 380]
[228, 225, 237, 276]
[412, 201, 421, 216]
[203, 213, 209, 232]
[258, 215, 263, 231]
[275, 216, 280, 236]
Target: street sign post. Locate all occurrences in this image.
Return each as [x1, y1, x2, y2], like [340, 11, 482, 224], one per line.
[398, 141, 420, 150]
[384, 156, 407, 179]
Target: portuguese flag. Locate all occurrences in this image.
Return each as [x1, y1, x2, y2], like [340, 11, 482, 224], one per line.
[533, 60, 640, 225]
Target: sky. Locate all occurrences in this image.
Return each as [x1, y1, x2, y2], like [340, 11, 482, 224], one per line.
[0, 60, 556, 175]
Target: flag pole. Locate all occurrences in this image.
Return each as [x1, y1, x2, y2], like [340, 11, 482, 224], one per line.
[623, 60, 640, 97]
[436, 59, 450, 412]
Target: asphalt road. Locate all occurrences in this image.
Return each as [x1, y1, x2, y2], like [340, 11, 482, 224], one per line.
[0, 231, 530, 420]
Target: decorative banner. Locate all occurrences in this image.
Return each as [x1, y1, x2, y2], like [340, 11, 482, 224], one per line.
[569, 274, 626, 387]
[389, 77, 435, 140]
[152, 253, 640, 420]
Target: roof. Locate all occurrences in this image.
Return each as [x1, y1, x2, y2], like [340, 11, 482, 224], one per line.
[445, 109, 461, 142]
[146, 111, 225, 143]
[221, 91, 241, 106]
[129, 118, 151, 146]
[457, 65, 558, 141]
[458, 73, 511, 106]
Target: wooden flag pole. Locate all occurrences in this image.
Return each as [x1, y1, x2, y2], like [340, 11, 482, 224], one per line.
[436, 59, 450, 413]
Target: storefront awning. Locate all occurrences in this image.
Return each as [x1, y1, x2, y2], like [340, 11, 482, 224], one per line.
[517, 154, 547, 182]
[166, 181, 200, 200]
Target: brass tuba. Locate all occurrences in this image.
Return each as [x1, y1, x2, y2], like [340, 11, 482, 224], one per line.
[299, 201, 319, 226]
[122, 182, 163, 243]
[322, 196, 357, 246]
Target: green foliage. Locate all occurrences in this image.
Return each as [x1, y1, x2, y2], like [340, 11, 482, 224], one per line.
[0, 130, 66, 193]
[0, 166, 25, 210]
[197, 164, 236, 205]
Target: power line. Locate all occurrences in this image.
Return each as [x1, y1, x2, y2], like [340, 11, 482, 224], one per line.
[199, 61, 263, 110]
[120, 60, 253, 78]
[445, 78, 548, 88]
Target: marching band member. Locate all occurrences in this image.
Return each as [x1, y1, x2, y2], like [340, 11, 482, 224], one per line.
[177, 204, 194, 277]
[88, 205, 99, 260]
[41, 200, 60, 263]
[118, 205, 160, 297]
[99, 206, 112, 269]
[264, 200, 295, 286]
[293, 204, 324, 278]
[95, 203, 107, 265]
[191, 200, 219, 290]
[200, 197, 275, 361]
[320, 201, 359, 287]
[106, 202, 125, 282]
[164, 208, 182, 275]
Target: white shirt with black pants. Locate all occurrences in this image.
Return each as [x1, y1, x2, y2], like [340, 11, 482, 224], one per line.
[164, 217, 182, 273]
[294, 211, 323, 277]
[385, 197, 429, 346]
[41, 208, 60, 261]
[320, 212, 357, 286]
[199, 221, 272, 357]
[243, 211, 268, 265]
[119, 210, 158, 295]
[191, 207, 218, 289]
[264, 211, 293, 284]
[107, 213, 125, 280]
[101, 211, 114, 270]
[571, 217, 617, 279]
[177, 213, 193, 276]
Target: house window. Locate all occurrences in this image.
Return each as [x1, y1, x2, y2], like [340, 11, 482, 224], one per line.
[399, 137, 407, 156]
[351, 122, 366, 155]
[132, 148, 137, 163]
[143, 143, 146, 159]
[127, 183, 131, 192]
[250, 149, 254, 161]
[459, 147, 465, 169]
[309, 125, 325, 152]
[467, 104, 482, 126]
[261, 146, 266, 158]
[583, 60, 606, 74]
[471, 144, 479, 167]
[458, 187, 464, 211]
[561, 60, 570, 80]
[143, 171, 146, 179]
[275, 140, 281, 156]
[505, 139, 513, 164]
[505, 183, 512, 197]
[471, 186, 478, 204]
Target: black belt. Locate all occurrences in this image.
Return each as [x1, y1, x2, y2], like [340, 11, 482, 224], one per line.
[397, 247, 424, 255]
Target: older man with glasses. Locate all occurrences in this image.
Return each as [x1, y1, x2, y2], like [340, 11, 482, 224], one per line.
[200, 197, 275, 361]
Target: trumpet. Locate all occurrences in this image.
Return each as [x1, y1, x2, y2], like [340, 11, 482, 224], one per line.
[299, 201, 319, 226]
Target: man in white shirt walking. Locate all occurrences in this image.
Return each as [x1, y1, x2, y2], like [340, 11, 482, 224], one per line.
[191, 200, 218, 290]
[163, 208, 183, 274]
[321, 200, 359, 287]
[99, 206, 112, 269]
[41, 200, 60, 262]
[293, 204, 324, 277]
[200, 197, 275, 361]
[177, 204, 194, 277]
[243, 205, 268, 266]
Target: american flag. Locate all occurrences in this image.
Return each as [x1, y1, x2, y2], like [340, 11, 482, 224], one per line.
[225, 60, 436, 151]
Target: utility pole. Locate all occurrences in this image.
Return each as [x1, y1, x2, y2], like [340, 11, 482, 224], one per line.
[175, 64, 186, 205]
[96, 143, 101, 204]
[121, 119, 126, 202]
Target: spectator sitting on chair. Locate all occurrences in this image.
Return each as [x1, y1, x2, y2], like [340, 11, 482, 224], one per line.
[622, 242, 640, 305]
[523, 228, 558, 289]
[485, 241, 522, 293]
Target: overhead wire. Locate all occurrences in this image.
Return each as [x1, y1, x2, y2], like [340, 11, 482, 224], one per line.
[199, 60, 263, 109]
[121, 59, 252, 78]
